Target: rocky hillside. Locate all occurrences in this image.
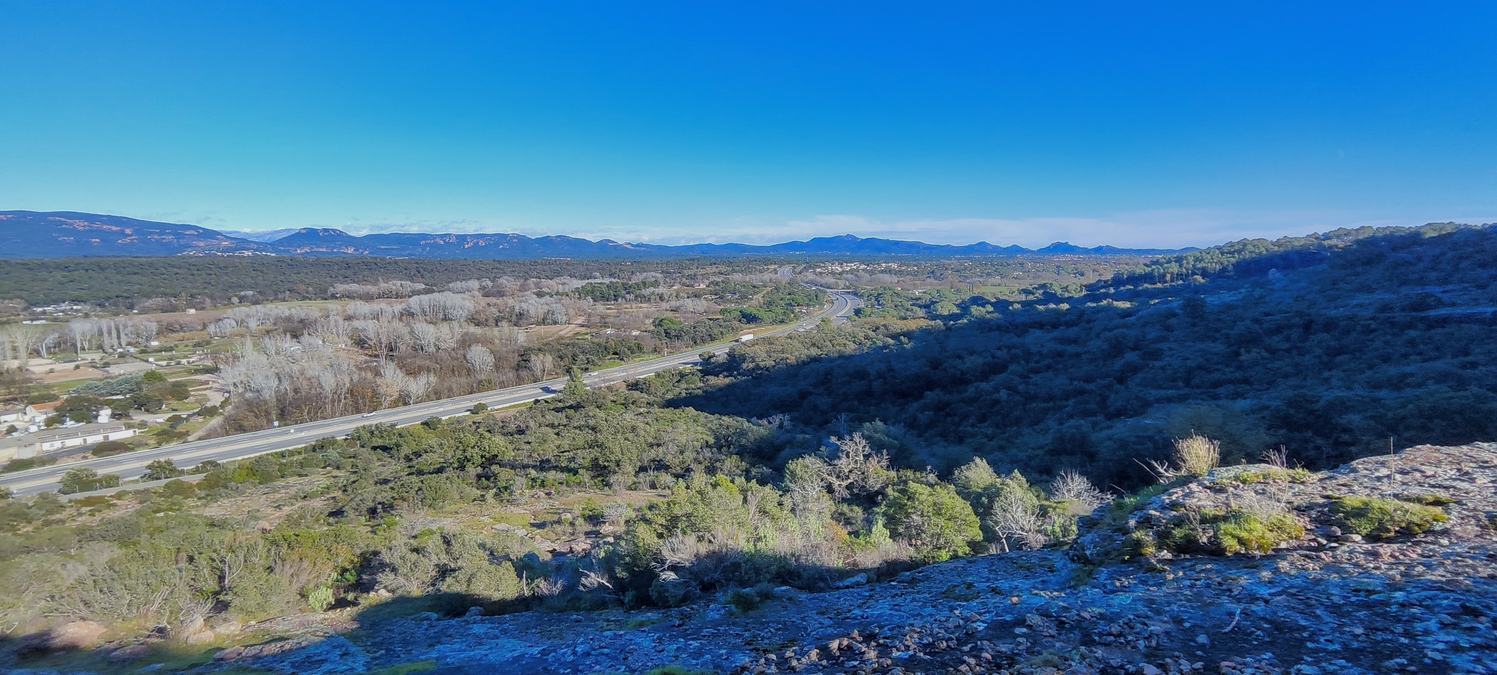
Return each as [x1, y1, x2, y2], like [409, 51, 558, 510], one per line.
[183, 443, 1495, 673]
[0, 211, 272, 257]
[1, 210, 1186, 259]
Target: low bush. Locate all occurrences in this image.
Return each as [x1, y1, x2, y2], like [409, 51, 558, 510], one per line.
[370, 529, 526, 612]
[2, 456, 56, 473]
[90, 440, 134, 457]
[725, 583, 779, 614]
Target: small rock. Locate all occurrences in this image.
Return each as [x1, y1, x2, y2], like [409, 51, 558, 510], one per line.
[181, 627, 217, 645]
[47, 620, 109, 650]
[834, 573, 870, 589]
[109, 643, 152, 661]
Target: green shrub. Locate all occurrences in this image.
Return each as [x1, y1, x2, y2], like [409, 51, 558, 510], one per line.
[307, 585, 335, 612]
[160, 479, 198, 497]
[58, 468, 122, 494]
[878, 480, 982, 562]
[91, 440, 134, 457]
[1330, 496, 1447, 539]
[143, 459, 184, 481]
[372, 529, 525, 608]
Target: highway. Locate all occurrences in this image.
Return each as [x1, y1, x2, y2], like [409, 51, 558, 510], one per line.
[1, 289, 858, 496]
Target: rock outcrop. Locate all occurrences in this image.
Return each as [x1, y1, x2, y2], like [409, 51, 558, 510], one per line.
[221, 444, 1497, 673]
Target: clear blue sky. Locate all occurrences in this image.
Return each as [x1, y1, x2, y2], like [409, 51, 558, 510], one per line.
[2, 2, 1493, 247]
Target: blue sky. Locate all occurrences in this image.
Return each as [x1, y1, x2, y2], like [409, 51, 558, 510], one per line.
[1, 2, 1494, 247]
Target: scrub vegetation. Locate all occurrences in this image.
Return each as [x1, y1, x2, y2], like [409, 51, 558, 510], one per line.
[1, 223, 1494, 664]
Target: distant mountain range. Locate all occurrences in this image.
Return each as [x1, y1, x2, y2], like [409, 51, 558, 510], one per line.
[0, 210, 1188, 259]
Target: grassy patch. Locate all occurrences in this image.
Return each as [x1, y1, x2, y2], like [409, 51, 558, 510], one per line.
[489, 511, 534, 528]
[1330, 496, 1448, 539]
[1121, 530, 1159, 559]
[1157, 508, 1305, 555]
[1217, 513, 1306, 554]
[1102, 479, 1182, 530]
[1224, 467, 1312, 485]
[1396, 493, 1457, 507]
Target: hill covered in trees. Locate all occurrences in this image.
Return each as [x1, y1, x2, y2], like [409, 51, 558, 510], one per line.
[0, 210, 1182, 260]
[682, 224, 1497, 486]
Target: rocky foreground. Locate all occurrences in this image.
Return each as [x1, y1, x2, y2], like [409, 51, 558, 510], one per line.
[203, 443, 1497, 674]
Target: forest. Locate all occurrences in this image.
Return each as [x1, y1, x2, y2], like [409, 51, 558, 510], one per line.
[0, 254, 1130, 309]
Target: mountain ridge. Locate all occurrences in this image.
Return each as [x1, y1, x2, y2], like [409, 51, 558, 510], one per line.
[0, 210, 1188, 259]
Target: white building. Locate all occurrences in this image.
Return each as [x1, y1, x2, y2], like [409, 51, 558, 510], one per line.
[0, 405, 43, 426]
[0, 422, 136, 462]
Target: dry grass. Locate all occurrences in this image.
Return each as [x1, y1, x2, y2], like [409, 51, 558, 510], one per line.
[1141, 434, 1221, 482]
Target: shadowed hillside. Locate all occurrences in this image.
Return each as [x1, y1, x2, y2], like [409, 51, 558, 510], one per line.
[677, 225, 1497, 485]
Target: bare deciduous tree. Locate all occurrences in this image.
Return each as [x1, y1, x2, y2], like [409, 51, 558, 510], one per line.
[68, 318, 95, 354]
[525, 352, 556, 380]
[206, 318, 238, 338]
[406, 292, 476, 323]
[399, 371, 434, 405]
[822, 434, 892, 499]
[465, 344, 495, 380]
[1048, 470, 1109, 511]
[409, 322, 439, 353]
[988, 488, 1047, 552]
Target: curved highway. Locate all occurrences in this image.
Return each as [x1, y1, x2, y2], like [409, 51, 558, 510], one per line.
[1, 289, 857, 496]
